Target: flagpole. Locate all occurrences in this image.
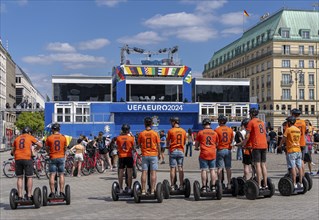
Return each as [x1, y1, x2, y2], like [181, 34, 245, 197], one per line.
[243, 12, 244, 33]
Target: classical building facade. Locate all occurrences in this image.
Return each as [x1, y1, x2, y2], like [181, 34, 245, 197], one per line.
[203, 9, 319, 128]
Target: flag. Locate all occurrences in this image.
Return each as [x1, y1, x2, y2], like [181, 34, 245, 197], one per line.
[244, 10, 249, 17]
[184, 73, 192, 84]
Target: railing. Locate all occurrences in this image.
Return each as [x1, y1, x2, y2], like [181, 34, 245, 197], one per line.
[281, 80, 293, 87]
[53, 113, 114, 123]
[199, 114, 248, 123]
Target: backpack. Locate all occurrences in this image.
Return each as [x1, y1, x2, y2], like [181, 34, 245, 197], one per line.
[234, 131, 243, 144]
[98, 137, 106, 151]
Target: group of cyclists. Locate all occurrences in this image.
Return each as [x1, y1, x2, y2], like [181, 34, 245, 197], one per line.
[10, 106, 312, 202]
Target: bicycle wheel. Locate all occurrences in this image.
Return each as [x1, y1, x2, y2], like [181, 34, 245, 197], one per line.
[136, 154, 142, 172]
[45, 161, 50, 179]
[65, 159, 74, 176]
[36, 160, 47, 179]
[81, 159, 92, 176]
[96, 158, 107, 173]
[3, 161, 16, 178]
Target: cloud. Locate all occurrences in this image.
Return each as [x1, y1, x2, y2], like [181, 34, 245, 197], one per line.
[165, 26, 218, 42]
[22, 53, 106, 65]
[144, 12, 205, 28]
[117, 31, 165, 45]
[78, 38, 110, 50]
[27, 71, 52, 98]
[46, 42, 76, 53]
[95, 0, 126, 7]
[221, 27, 243, 35]
[181, 0, 228, 13]
[220, 11, 246, 26]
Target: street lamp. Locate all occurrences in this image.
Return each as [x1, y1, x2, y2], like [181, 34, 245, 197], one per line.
[290, 66, 303, 109]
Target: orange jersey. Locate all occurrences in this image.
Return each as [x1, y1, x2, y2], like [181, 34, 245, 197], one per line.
[13, 134, 38, 160]
[196, 128, 219, 160]
[167, 127, 187, 153]
[246, 117, 268, 149]
[138, 129, 160, 157]
[214, 125, 234, 150]
[284, 125, 301, 153]
[294, 119, 306, 147]
[45, 134, 67, 159]
[116, 134, 135, 158]
[243, 138, 252, 155]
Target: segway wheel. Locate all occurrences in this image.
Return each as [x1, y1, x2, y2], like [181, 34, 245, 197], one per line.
[111, 182, 119, 201]
[193, 181, 200, 201]
[42, 186, 48, 206]
[264, 178, 275, 198]
[33, 187, 42, 209]
[304, 172, 312, 191]
[278, 177, 293, 196]
[236, 177, 246, 196]
[9, 188, 18, 210]
[162, 179, 170, 199]
[133, 181, 141, 203]
[184, 178, 191, 198]
[65, 184, 71, 205]
[156, 183, 163, 203]
[244, 180, 259, 200]
[231, 177, 239, 197]
[299, 177, 308, 194]
[216, 179, 222, 200]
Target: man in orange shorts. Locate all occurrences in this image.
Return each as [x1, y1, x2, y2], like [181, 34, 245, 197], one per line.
[11, 127, 42, 200]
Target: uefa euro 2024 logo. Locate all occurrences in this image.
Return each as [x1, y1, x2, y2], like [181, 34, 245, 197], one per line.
[152, 116, 160, 127]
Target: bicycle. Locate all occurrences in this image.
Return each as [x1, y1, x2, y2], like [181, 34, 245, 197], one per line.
[82, 149, 107, 176]
[3, 157, 44, 179]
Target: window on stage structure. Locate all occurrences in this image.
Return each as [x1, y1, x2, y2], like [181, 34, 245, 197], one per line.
[53, 83, 111, 102]
[126, 84, 182, 102]
[55, 104, 72, 123]
[195, 85, 249, 102]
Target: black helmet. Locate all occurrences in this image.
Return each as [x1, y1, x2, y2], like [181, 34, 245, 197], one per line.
[291, 108, 301, 115]
[144, 117, 153, 126]
[51, 123, 60, 131]
[286, 116, 296, 125]
[202, 118, 211, 126]
[22, 126, 32, 134]
[218, 115, 227, 124]
[121, 124, 130, 133]
[241, 118, 250, 127]
[170, 117, 180, 124]
[249, 108, 259, 116]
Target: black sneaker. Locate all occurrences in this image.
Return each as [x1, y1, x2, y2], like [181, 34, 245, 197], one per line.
[60, 192, 66, 197]
[49, 192, 55, 198]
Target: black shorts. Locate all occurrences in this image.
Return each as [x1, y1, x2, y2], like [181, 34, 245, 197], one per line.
[300, 146, 305, 160]
[242, 154, 252, 165]
[118, 157, 133, 169]
[304, 153, 312, 163]
[251, 149, 267, 163]
[99, 148, 108, 155]
[15, 160, 33, 177]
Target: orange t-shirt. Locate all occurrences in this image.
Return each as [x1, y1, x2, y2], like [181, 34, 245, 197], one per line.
[196, 128, 219, 160]
[294, 119, 306, 147]
[284, 125, 301, 153]
[116, 134, 135, 158]
[246, 117, 268, 149]
[214, 125, 234, 150]
[243, 138, 252, 155]
[13, 134, 38, 160]
[167, 127, 186, 153]
[138, 129, 160, 157]
[45, 133, 67, 159]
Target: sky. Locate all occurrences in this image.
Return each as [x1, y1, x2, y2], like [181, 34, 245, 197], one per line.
[0, 0, 317, 98]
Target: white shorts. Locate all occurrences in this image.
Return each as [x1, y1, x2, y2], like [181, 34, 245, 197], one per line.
[74, 153, 84, 162]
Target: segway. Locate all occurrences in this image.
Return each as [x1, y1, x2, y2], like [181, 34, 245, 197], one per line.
[133, 165, 163, 203]
[244, 164, 275, 200]
[220, 169, 239, 196]
[278, 169, 309, 196]
[162, 168, 191, 199]
[112, 167, 137, 201]
[42, 172, 71, 206]
[193, 179, 223, 201]
[9, 175, 42, 209]
[236, 176, 246, 196]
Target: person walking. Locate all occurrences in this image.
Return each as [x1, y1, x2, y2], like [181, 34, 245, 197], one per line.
[70, 138, 85, 177]
[185, 128, 194, 157]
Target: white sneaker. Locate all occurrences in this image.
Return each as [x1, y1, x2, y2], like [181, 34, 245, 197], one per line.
[300, 183, 303, 188]
[311, 162, 316, 166]
[127, 188, 132, 194]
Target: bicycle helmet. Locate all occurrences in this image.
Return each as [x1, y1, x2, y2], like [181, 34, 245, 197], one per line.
[217, 115, 227, 124]
[22, 126, 32, 134]
[121, 124, 130, 133]
[51, 123, 60, 131]
[249, 108, 259, 117]
[291, 108, 301, 116]
[286, 116, 296, 125]
[170, 117, 180, 124]
[144, 117, 153, 127]
[241, 118, 250, 127]
[202, 118, 211, 126]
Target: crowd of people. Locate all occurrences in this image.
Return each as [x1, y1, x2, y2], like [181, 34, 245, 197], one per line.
[9, 107, 319, 199]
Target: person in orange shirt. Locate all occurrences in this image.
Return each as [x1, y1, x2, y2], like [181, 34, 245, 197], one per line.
[214, 115, 234, 189]
[116, 124, 135, 193]
[244, 108, 268, 189]
[278, 116, 303, 189]
[138, 117, 161, 195]
[45, 123, 68, 197]
[195, 118, 219, 192]
[166, 117, 187, 190]
[11, 127, 42, 200]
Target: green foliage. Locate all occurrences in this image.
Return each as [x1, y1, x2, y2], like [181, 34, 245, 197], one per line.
[15, 112, 44, 133]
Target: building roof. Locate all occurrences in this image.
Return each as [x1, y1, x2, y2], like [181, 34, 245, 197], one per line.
[205, 9, 319, 71]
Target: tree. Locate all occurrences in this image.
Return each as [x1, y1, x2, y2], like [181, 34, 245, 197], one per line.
[15, 112, 44, 134]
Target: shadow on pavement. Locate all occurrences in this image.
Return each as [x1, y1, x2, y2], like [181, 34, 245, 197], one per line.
[88, 196, 113, 202]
